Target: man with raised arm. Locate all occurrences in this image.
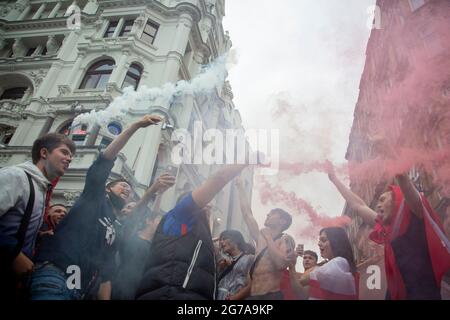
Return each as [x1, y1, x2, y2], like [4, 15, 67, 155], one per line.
[137, 164, 247, 300]
[326, 159, 450, 300]
[30, 115, 162, 300]
[235, 177, 295, 300]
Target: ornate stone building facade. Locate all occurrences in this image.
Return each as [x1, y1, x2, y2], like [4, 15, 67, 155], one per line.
[0, 0, 253, 239]
[345, 0, 450, 299]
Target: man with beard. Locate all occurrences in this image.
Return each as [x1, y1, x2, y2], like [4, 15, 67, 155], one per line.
[30, 115, 162, 300]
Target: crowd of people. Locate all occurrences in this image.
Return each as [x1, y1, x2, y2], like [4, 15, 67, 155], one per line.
[1, 115, 449, 300]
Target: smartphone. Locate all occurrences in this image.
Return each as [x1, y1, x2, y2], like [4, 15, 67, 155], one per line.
[166, 165, 178, 177]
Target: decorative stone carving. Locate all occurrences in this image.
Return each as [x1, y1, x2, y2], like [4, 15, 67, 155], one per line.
[0, 101, 26, 119]
[0, 154, 12, 165]
[206, 0, 216, 12]
[134, 13, 146, 28]
[46, 35, 60, 55]
[63, 191, 81, 206]
[14, 0, 29, 12]
[70, 154, 84, 164]
[105, 83, 120, 95]
[0, 4, 12, 18]
[94, 17, 104, 31]
[58, 85, 71, 96]
[28, 69, 48, 89]
[193, 51, 205, 64]
[200, 19, 212, 35]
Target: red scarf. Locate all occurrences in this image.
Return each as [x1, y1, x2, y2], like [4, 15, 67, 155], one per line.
[369, 185, 450, 300]
[43, 177, 60, 230]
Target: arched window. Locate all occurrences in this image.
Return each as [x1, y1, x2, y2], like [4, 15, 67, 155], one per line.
[79, 60, 115, 90]
[122, 63, 142, 90]
[0, 87, 27, 100]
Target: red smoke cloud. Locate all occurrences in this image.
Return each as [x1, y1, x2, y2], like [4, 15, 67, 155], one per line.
[253, 6, 450, 242]
[257, 175, 352, 240]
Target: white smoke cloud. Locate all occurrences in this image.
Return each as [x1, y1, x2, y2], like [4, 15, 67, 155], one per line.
[73, 55, 229, 127]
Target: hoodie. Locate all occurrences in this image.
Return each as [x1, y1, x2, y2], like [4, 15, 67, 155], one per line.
[0, 161, 51, 262]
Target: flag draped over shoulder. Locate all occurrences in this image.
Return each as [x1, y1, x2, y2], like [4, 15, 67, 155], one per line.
[369, 185, 450, 300]
[309, 257, 358, 300]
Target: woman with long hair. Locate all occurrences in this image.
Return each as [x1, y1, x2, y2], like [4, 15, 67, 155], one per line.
[297, 227, 358, 300]
[217, 230, 255, 300]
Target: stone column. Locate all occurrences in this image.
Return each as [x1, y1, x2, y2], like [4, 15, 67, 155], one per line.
[67, 53, 86, 90]
[161, 13, 193, 83]
[112, 17, 125, 38]
[5, 0, 29, 21]
[48, 2, 62, 18]
[0, 38, 6, 51]
[130, 13, 145, 36]
[95, 19, 109, 39]
[108, 50, 129, 85]
[12, 38, 26, 57]
[39, 115, 55, 137]
[17, 4, 31, 20]
[57, 31, 81, 60]
[31, 3, 46, 20]
[35, 61, 63, 97]
[46, 35, 60, 55]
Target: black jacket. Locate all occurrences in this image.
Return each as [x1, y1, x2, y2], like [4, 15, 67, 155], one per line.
[137, 212, 216, 300]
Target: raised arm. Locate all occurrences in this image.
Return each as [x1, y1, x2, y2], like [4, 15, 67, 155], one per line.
[135, 174, 175, 212]
[235, 177, 260, 243]
[326, 161, 377, 226]
[396, 173, 423, 219]
[103, 115, 162, 160]
[191, 164, 246, 209]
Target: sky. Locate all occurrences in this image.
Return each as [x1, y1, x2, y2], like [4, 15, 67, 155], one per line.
[223, 0, 376, 263]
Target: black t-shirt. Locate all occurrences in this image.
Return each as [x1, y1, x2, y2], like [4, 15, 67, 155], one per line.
[35, 154, 119, 294]
[391, 214, 441, 300]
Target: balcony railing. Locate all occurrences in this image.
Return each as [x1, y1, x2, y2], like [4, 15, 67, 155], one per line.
[0, 100, 27, 118]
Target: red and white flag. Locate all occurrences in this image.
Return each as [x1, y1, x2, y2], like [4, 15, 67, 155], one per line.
[309, 257, 358, 300]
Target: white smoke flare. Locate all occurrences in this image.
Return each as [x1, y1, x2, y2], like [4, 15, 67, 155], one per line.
[73, 54, 229, 127]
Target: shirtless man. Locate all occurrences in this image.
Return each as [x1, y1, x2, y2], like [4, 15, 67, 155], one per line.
[235, 177, 295, 300]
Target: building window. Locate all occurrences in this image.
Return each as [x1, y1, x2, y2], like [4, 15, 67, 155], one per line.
[122, 63, 142, 90]
[0, 87, 27, 100]
[119, 20, 134, 37]
[25, 47, 36, 57]
[104, 21, 119, 38]
[59, 122, 87, 146]
[409, 0, 425, 11]
[79, 60, 115, 90]
[141, 20, 159, 45]
[107, 122, 122, 135]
